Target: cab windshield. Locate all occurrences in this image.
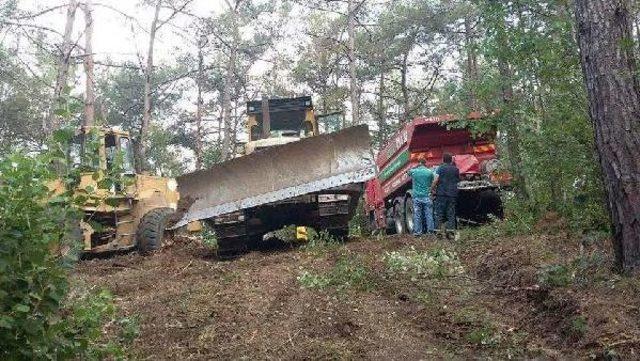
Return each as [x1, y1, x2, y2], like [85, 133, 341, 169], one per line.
[68, 132, 135, 174]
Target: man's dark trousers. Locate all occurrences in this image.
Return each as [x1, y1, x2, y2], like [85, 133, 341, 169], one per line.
[435, 196, 456, 231]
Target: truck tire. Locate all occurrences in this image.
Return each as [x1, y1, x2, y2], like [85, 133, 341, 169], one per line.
[137, 207, 175, 254]
[393, 199, 406, 235]
[366, 211, 377, 234]
[404, 196, 415, 235]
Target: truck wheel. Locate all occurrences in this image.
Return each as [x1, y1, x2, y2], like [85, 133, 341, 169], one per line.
[137, 207, 175, 254]
[393, 199, 406, 235]
[404, 196, 415, 235]
[365, 211, 377, 235]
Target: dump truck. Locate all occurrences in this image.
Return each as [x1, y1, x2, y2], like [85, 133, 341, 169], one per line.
[50, 127, 180, 254]
[364, 113, 508, 234]
[171, 96, 376, 253]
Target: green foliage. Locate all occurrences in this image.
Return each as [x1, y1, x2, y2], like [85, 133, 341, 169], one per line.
[437, 0, 607, 233]
[537, 264, 573, 288]
[348, 198, 370, 237]
[384, 247, 464, 280]
[97, 63, 184, 132]
[0, 46, 54, 154]
[146, 125, 188, 177]
[117, 316, 141, 345]
[297, 271, 331, 289]
[567, 315, 588, 339]
[303, 229, 339, 253]
[466, 325, 501, 348]
[297, 256, 374, 292]
[201, 226, 219, 251]
[202, 146, 223, 168]
[0, 152, 124, 360]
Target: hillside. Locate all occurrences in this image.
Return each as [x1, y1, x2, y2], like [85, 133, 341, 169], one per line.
[75, 228, 640, 360]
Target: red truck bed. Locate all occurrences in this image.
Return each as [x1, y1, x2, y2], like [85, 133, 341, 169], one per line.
[364, 113, 504, 231]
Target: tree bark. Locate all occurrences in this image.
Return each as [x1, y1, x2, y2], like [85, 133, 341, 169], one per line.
[575, 0, 640, 272]
[377, 69, 386, 143]
[194, 36, 205, 169]
[464, 14, 479, 110]
[46, 0, 78, 134]
[220, 0, 240, 160]
[82, 0, 95, 127]
[494, 10, 530, 202]
[497, 58, 530, 202]
[400, 51, 410, 122]
[138, 0, 162, 171]
[347, 0, 360, 125]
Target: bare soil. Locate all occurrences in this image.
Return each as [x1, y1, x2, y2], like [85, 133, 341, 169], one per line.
[75, 230, 640, 360]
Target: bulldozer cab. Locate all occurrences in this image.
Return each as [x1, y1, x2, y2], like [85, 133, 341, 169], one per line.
[68, 127, 135, 175]
[246, 97, 318, 153]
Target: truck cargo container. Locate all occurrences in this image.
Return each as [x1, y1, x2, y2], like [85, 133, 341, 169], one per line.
[364, 113, 508, 234]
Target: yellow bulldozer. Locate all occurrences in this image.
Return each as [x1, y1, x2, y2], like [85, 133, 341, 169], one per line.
[57, 96, 375, 256]
[50, 126, 179, 254]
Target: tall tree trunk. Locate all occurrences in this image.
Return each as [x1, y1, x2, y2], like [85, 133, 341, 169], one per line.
[220, 0, 239, 160]
[138, 0, 162, 171]
[497, 58, 529, 202]
[82, 0, 95, 127]
[195, 36, 205, 169]
[464, 14, 479, 110]
[377, 69, 387, 143]
[495, 11, 530, 202]
[347, 0, 360, 125]
[400, 51, 410, 122]
[575, 0, 640, 272]
[46, 0, 78, 134]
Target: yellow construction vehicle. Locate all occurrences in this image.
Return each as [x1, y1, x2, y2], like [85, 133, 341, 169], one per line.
[171, 96, 376, 254]
[51, 127, 179, 254]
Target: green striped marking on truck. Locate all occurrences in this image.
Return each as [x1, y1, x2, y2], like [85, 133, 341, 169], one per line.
[378, 150, 410, 182]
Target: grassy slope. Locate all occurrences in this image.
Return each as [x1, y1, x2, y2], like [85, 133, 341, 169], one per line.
[75, 227, 640, 360]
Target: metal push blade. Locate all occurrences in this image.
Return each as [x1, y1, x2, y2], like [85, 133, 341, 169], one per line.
[170, 125, 375, 229]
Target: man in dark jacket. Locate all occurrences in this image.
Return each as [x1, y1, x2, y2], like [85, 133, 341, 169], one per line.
[431, 153, 459, 237]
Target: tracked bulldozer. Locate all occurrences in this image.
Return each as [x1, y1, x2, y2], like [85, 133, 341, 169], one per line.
[171, 96, 376, 253]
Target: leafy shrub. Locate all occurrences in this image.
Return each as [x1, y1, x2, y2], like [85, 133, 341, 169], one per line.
[537, 264, 573, 288]
[466, 325, 501, 348]
[303, 229, 339, 252]
[297, 256, 374, 291]
[0, 152, 121, 360]
[201, 225, 219, 251]
[567, 315, 588, 339]
[384, 247, 464, 280]
[297, 271, 331, 289]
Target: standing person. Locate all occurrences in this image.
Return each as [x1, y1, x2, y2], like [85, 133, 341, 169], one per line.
[407, 157, 436, 236]
[432, 153, 460, 238]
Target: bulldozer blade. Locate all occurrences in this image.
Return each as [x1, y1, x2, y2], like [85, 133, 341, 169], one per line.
[170, 125, 375, 229]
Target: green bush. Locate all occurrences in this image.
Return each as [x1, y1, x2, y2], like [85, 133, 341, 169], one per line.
[537, 264, 573, 288]
[384, 247, 464, 280]
[297, 256, 374, 292]
[0, 152, 120, 360]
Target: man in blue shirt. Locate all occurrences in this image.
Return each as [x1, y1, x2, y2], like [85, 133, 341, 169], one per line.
[407, 158, 435, 236]
[432, 152, 460, 237]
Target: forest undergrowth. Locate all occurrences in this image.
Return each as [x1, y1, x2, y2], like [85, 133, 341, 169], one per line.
[73, 214, 639, 360]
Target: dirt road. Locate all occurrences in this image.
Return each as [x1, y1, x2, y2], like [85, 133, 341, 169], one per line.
[75, 232, 640, 360]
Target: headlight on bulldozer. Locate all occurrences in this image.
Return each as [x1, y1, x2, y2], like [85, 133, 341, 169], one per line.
[167, 178, 178, 192]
